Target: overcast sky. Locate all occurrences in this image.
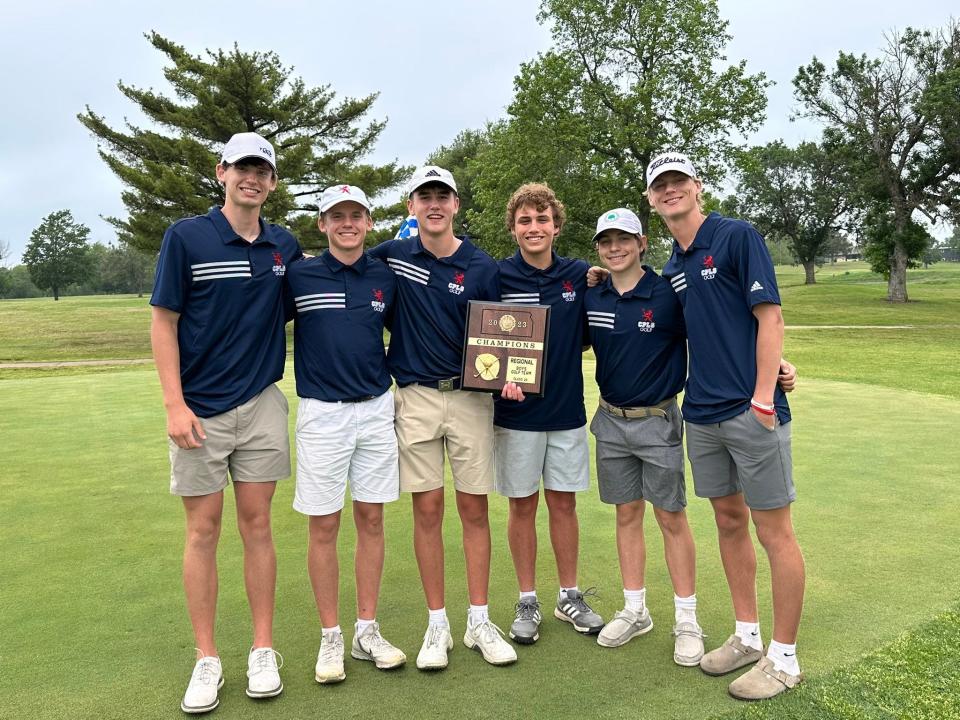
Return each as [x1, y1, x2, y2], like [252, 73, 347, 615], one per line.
[0, 0, 953, 262]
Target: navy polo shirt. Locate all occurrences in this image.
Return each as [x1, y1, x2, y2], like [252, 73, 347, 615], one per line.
[585, 267, 687, 407]
[368, 236, 500, 385]
[494, 251, 589, 431]
[150, 206, 303, 418]
[286, 251, 395, 402]
[661, 212, 790, 424]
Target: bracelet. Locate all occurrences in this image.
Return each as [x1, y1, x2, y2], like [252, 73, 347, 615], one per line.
[751, 399, 775, 415]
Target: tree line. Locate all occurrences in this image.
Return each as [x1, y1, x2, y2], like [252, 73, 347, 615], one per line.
[10, 1, 959, 302]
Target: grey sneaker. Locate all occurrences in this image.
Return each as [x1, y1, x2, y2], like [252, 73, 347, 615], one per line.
[351, 622, 406, 669]
[509, 598, 542, 645]
[673, 621, 706, 666]
[597, 607, 653, 647]
[554, 588, 605, 635]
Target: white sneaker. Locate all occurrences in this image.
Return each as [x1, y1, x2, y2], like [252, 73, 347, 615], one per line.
[181, 656, 223, 714]
[463, 620, 518, 666]
[246, 647, 283, 698]
[673, 621, 706, 667]
[597, 607, 653, 648]
[315, 630, 346, 684]
[351, 622, 407, 669]
[416, 623, 453, 670]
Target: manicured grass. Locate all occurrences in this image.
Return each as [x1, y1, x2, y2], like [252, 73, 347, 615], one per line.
[2, 367, 959, 719]
[0, 295, 153, 362]
[715, 605, 960, 720]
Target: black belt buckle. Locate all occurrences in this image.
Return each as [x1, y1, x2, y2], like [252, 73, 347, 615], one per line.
[438, 378, 455, 392]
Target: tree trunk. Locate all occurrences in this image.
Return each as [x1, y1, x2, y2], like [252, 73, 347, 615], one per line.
[887, 242, 909, 302]
[54, 286, 60, 301]
[802, 260, 816, 284]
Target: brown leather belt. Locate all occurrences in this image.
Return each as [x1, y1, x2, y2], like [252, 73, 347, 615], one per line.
[598, 396, 676, 419]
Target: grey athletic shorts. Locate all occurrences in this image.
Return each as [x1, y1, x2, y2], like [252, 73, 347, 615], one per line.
[494, 425, 590, 497]
[684, 408, 795, 510]
[590, 402, 686, 511]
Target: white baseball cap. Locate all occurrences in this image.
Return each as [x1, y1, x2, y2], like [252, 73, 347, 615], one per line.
[646, 152, 697, 186]
[408, 165, 458, 195]
[319, 184, 372, 213]
[221, 132, 277, 171]
[593, 208, 644, 244]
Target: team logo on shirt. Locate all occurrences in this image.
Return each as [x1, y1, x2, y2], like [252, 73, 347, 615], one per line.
[371, 288, 386, 313]
[561, 279, 577, 302]
[701, 255, 717, 280]
[272, 252, 286, 277]
[637, 308, 656, 332]
[448, 271, 465, 295]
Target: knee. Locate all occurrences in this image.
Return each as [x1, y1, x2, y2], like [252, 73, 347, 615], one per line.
[309, 515, 341, 546]
[186, 517, 221, 550]
[655, 509, 689, 538]
[754, 521, 797, 552]
[545, 491, 576, 518]
[616, 502, 644, 528]
[238, 510, 272, 542]
[355, 507, 384, 536]
[413, 497, 444, 531]
[509, 495, 539, 523]
[458, 496, 489, 529]
[713, 504, 749, 538]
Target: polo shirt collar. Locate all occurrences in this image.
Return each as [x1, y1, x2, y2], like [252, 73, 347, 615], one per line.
[412, 235, 475, 269]
[513, 249, 560, 277]
[599, 265, 657, 299]
[671, 211, 720, 256]
[209, 206, 276, 246]
[321, 249, 368, 274]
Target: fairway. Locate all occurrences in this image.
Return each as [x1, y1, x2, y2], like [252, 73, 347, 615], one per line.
[2, 262, 959, 719]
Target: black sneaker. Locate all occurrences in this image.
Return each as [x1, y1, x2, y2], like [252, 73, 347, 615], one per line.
[554, 588, 605, 635]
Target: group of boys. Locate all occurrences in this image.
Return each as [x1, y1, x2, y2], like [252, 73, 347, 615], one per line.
[151, 132, 805, 714]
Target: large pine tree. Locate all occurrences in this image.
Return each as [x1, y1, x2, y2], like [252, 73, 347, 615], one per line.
[79, 32, 408, 252]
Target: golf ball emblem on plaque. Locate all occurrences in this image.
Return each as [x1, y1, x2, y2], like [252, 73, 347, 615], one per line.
[461, 301, 550, 396]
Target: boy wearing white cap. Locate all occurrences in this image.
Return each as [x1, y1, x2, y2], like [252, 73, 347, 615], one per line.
[286, 185, 405, 684]
[151, 132, 301, 712]
[368, 166, 515, 669]
[650, 152, 806, 700]
[584, 208, 704, 666]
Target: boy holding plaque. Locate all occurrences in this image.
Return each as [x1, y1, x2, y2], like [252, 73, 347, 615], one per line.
[495, 183, 605, 645]
[286, 184, 406, 685]
[368, 166, 516, 669]
[584, 208, 705, 667]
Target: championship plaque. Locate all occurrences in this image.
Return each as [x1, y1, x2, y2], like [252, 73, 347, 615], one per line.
[461, 301, 550, 396]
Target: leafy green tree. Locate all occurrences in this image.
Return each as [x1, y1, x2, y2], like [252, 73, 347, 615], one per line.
[731, 138, 856, 284]
[426, 127, 495, 238]
[0, 266, 42, 299]
[468, 0, 770, 263]
[78, 32, 409, 254]
[22, 210, 93, 300]
[793, 21, 960, 301]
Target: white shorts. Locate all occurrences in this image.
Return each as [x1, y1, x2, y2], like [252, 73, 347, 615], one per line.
[494, 425, 590, 498]
[294, 391, 400, 516]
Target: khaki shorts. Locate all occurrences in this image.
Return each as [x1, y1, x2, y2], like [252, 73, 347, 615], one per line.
[169, 384, 291, 497]
[394, 384, 494, 494]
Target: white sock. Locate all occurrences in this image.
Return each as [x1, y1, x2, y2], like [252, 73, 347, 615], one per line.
[322, 625, 341, 635]
[767, 640, 800, 675]
[428, 608, 449, 627]
[623, 588, 646, 612]
[560, 586, 579, 597]
[468, 604, 489, 626]
[355, 618, 375, 634]
[674, 594, 698, 624]
[519, 590, 537, 601]
[735, 620, 763, 651]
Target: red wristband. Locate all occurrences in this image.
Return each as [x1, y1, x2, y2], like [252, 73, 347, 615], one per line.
[751, 400, 775, 415]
